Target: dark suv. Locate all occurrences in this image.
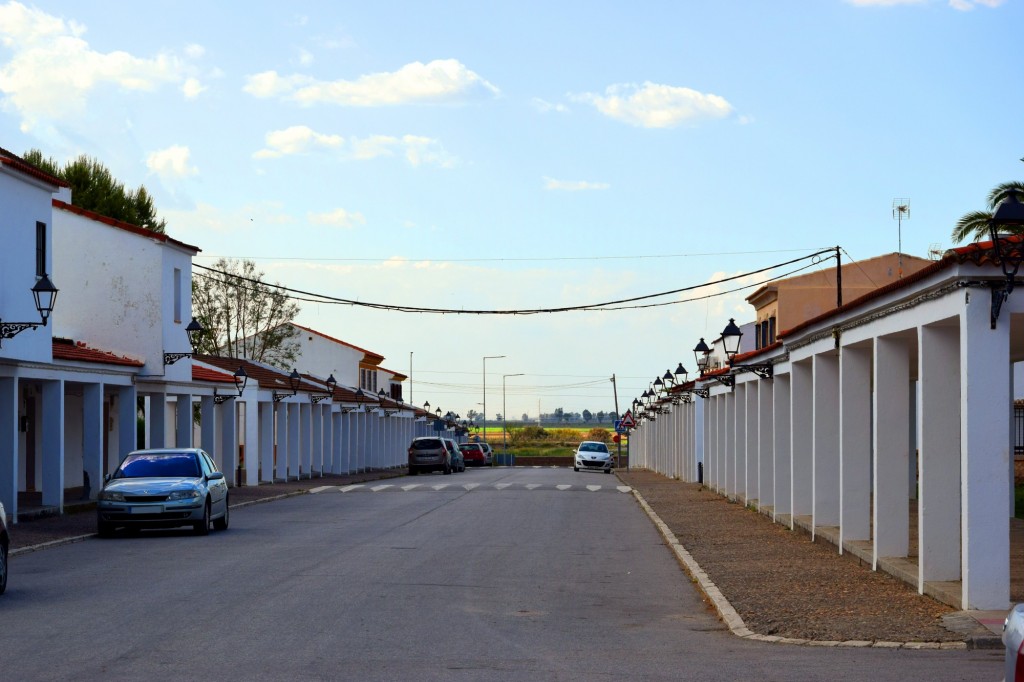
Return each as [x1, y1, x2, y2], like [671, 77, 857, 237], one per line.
[408, 437, 452, 475]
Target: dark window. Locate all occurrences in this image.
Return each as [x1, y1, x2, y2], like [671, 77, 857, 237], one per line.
[35, 221, 46, 276]
[769, 316, 777, 345]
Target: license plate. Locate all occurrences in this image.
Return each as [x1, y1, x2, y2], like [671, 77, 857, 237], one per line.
[130, 505, 160, 514]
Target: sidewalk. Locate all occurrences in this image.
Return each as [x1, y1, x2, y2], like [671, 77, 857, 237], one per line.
[5, 466, 1007, 648]
[618, 469, 1005, 649]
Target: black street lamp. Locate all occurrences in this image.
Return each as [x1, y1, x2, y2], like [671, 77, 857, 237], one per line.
[988, 188, 1024, 328]
[1, 273, 59, 347]
[215, 365, 249, 404]
[273, 369, 302, 402]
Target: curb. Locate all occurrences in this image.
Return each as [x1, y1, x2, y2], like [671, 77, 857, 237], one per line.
[628, 488, 970, 650]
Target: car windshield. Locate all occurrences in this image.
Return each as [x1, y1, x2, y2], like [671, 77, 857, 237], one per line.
[459, 444, 479, 453]
[579, 442, 608, 453]
[411, 439, 443, 450]
[116, 453, 200, 479]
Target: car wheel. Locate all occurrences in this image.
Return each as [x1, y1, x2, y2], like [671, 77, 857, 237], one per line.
[0, 542, 7, 595]
[408, 467, 418, 476]
[213, 496, 229, 531]
[194, 499, 211, 536]
[97, 519, 115, 538]
[573, 465, 579, 472]
[443, 460, 452, 475]
[604, 468, 611, 474]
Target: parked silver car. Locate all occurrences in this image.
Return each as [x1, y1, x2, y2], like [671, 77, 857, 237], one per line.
[0, 500, 8, 595]
[407, 437, 453, 475]
[97, 449, 229, 536]
[573, 440, 613, 474]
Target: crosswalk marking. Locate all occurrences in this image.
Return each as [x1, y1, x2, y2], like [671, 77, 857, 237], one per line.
[310, 482, 634, 494]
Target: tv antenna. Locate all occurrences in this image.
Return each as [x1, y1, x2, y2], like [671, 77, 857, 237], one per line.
[892, 198, 910, 278]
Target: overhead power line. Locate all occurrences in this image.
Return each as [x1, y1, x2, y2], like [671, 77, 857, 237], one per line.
[192, 247, 838, 316]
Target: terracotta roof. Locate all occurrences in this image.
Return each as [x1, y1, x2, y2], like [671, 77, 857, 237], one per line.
[192, 365, 237, 384]
[731, 341, 783, 364]
[290, 323, 385, 362]
[52, 199, 200, 254]
[51, 338, 144, 367]
[379, 367, 408, 381]
[196, 355, 323, 394]
[0, 147, 67, 188]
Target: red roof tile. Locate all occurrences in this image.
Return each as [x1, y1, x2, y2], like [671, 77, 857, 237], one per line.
[51, 338, 144, 367]
[192, 365, 237, 384]
[0, 148, 67, 188]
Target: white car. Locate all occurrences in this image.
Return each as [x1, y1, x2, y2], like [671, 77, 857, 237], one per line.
[1005, 603, 1024, 680]
[573, 441, 613, 474]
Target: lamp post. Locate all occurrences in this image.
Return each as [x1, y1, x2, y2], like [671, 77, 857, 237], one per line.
[502, 373, 523, 464]
[987, 188, 1024, 328]
[0, 273, 59, 347]
[482, 355, 505, 463]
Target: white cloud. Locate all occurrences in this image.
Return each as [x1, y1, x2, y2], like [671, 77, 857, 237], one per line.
[572, 81, 733, 129]
[182, 77, 205, 99]
[948, 0, 1005, 8]
[243, 58, 499, 106]
[297, 48, 314, 66]
[146, 145, 197, 180]
[543, 177, 610, 192]
[307, 208, 366, 229]
[0, 1, 202, 130]
[255, 126, 455, 167]
[532, 97, 569, 113]
[253, 125, 344, 159]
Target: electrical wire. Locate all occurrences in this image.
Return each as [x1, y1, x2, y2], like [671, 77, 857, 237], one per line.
[192, 247, 838, 316]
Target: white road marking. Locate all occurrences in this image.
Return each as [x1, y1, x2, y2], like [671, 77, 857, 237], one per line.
[462, 483, 479, 490]
[617, 486, 632, 493]
[525, 484, 542, 490]
[556, 484, 572, 491]
[340, 484, 365, 493]
[401, 484, 422, 491]
[309, 486, 334, 494]
[371, 484, 393, 492]
[494, 483, 512, 490]
[586, 485, 601, 492]
[431, 484, 450, 491]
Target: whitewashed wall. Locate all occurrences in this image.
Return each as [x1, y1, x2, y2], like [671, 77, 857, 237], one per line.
[289, 326, 365, 386]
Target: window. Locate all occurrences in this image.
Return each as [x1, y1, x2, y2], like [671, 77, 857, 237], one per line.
[173, 268, 182, 323]
[35, 221, 46, 276]
[769, 316, 776, 345]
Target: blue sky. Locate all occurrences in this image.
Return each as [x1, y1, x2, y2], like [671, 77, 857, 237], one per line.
[1, 0, 1018, 420]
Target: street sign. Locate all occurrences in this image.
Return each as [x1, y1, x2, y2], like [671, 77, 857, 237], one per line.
[614, 419, 625, 433]
[620, 411, 636, 429]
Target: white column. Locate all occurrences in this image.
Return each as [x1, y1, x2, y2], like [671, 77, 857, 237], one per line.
[82, 383, 103, 500]
[287, 403, 300, 479]
[0, 378, 18, 520]
[275, 403, 288, 481]
[200, 396, 216, 455]
[41, 379, 64, 509]
[175, 393, 192, 447]
[745, 382, 759, 504]
[918, 322, 961, 585]
[840, 344, 872, 547]
[874, 334, 911, 563]
[219, 399, 237, 484]
[758, 378, 773, 511]
[312, 403, 323, 477]
[300, 402, 312, 478]
[813, 353, 840, 531]
[117, 385, 137, 463]
[259, 401, 274, 483]
[331, 410, 342, 474]
[960, 296, 1010, 609]
[791, 362, 813, 523]
[244, 399, 259, 486]
[773, 374, 791, 522]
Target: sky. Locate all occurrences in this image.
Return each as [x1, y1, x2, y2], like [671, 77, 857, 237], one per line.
[1, 0, 1020, 422]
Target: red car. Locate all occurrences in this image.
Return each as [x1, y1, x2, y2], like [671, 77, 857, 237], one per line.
[459, 442, 492, 466]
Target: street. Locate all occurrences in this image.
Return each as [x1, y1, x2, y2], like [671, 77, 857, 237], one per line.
[0, 467, 1004, 681]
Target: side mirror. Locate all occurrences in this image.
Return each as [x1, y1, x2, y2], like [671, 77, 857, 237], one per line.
[207, 472, 225, 481]
[104, 473, 111, 483]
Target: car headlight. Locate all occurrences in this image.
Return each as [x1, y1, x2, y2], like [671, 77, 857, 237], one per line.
[99, 491, 125, 502]
[167, 490, 201, 501]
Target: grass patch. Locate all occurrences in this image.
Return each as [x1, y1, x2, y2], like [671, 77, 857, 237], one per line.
[507, 445, 575, 458]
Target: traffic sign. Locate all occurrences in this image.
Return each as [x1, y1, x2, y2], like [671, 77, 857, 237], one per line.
[620, 411, 636, 429]
[614, 419, 625, 433]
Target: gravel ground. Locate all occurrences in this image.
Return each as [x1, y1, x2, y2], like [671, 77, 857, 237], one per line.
[617, 470, 968, 643]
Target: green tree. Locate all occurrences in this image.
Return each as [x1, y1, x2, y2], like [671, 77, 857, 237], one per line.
[192, 258, 301, 367]
[951, 181, 1024, 243]
[22, 149, 166, 232]
[582, 409, 592, 423]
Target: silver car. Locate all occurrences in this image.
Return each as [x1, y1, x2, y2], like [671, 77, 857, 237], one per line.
[97, 449, 229, 536]
[573, 441, 613, 474]
[0, 500, 8, 595]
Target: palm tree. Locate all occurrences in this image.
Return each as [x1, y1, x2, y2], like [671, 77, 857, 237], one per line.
[951, 181, 1024, 243]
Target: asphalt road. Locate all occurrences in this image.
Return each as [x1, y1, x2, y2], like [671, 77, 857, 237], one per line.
[0, 467, 1004, 681]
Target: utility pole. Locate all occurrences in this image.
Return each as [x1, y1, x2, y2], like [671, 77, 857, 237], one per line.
[611, 374, 622, 469]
